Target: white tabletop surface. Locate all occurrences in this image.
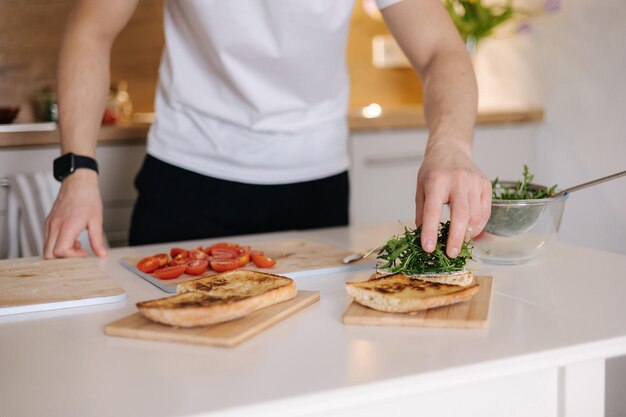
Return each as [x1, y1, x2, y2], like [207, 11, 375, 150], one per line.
[2, 223, 626, 417]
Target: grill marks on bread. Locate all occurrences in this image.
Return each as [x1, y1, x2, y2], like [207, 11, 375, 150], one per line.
[136, 270, 297, 327]
[370, 278, 447, 294]
[345, 273, 479, 313]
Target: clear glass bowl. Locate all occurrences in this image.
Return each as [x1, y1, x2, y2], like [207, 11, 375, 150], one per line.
[473, 192, 568, 265]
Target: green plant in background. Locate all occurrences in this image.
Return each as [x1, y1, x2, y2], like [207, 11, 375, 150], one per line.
[443, 0, 515, 51]
[443, 0, 561, 52]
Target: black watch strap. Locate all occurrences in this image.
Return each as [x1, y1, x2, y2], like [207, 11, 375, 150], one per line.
[53, 152, 99, 182]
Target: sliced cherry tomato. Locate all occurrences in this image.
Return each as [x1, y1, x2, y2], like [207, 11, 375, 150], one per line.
[169, 257, 190, 266]
[249, 250, 264, 257]
[153, 253, 169, 267]
[209, 242, 240, 253]
[189, 248, 208, 260]
[170, 247, 189, 259]
[186, 259, 209, 275]
[251, 253, 276, 268]
[237, 253, 250, 267]
[153, 264, 186, 280]
[236, 245, 251, 256]
[211, 247, 238, 259]
[210, 258, 240, 272]
[137, 256, 160, 274]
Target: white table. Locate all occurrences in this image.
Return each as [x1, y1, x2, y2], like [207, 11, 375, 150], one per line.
[2, 223, 625, 417]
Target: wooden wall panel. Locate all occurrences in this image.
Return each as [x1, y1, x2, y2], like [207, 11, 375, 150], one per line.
[0, 0, 163, 122]
[347, 1, 423, 108]
[0, 0, 421, 123]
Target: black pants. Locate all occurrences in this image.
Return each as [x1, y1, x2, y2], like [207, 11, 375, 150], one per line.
[128, 155, 349, 245]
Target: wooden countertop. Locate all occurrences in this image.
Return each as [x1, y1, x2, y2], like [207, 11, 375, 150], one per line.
[348, 106, 544, 131]
[0, 107, 543, 149]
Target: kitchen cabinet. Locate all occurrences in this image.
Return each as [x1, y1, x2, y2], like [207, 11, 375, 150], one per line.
[348, 123, 540, 225]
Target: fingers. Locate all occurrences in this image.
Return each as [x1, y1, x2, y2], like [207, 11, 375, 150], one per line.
[467, 184, 483, 233]
[46, 218, 89, 258]
[43, 171, 105, 259]
[447, 190, 470, 258]
[88, 218, 108, 257]
[479, 178, 493, 233]
[416, 175, 448, 253]
[415, 164, 492, 258]
[43, 215, 60, 259]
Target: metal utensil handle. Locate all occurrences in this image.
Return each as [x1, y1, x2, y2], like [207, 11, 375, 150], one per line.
[554, 169, 626, 198]
[342, 245, 382, 264]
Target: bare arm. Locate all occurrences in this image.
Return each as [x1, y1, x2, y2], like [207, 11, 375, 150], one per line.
[381, 0, 492, 257]
[44, 0, 139, 258]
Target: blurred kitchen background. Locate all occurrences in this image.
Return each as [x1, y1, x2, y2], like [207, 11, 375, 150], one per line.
[0, 0, 624, 414]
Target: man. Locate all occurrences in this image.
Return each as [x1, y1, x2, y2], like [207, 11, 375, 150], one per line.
[44, 0, 492, 259]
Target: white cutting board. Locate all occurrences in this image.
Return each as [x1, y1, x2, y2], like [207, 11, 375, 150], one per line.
[0, 257, 126, 316]
[122, 238, 375, 293]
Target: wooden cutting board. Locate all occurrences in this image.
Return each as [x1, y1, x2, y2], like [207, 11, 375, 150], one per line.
[342, 275, 493, 328]
[122, 239, 373, 293]
[105, 290, 319, 347]
[0, 257, 126, 316]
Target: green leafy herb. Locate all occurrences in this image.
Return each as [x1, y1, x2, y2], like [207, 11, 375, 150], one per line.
[492, 165, 557, 200]
[376, 221, 473, 275]
[443, 0, 515, 46]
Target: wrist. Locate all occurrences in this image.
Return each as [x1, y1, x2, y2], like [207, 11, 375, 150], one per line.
[53, 152, 99, 182]
[59, 168, 99, 189]
[425, 135, 472, 159]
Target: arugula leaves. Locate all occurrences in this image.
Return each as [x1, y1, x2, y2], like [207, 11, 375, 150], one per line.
[492, 165, 557, 200]
[376, 221, 473, 275]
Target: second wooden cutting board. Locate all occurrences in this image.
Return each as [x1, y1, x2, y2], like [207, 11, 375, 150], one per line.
[122, 239, 373, 293]
[0, 257, 126, 316]
[342, 275, 493, 329]
[105, 290, 320, 347]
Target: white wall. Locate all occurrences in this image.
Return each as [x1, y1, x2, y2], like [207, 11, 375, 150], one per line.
[476, 0, 626, 256]
[475, 1, 626, 415]
[532, 0, 626, 257]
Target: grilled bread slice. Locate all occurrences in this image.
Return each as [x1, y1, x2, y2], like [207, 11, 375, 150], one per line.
[346, 273, 479, 313]
[374, 270, 474, 287]
[137, 270, 297, 327]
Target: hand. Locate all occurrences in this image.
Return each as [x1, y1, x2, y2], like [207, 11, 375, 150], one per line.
[415, 140, 492, 258]
[44, 170, 107, 259]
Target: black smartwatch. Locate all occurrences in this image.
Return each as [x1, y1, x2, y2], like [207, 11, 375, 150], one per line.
[53, 152, 99, 182]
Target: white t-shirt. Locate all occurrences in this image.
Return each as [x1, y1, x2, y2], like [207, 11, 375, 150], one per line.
[148, 0, 403, 184]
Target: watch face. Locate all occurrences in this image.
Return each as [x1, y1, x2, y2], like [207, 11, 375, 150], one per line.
[53, 153, 75, 181]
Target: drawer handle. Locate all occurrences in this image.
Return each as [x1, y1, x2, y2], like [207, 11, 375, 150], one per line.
[364, 153, 423, 168]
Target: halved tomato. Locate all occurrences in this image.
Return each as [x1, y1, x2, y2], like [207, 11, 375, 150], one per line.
[210, 258, 240, 272]
[186, 259, 209, 275]
[169, 257, 190, 266]
[154, 264, 187, 280]
[211, 247, 238, 259]
[236, 245, 251, 256]
[189, 248, 208, 260]
[170, 247, 189, 259]
[153, 253, 169, 267]
[137, 256, 160, 274]
[237, 253, 250, 267]
[251, 253, 276, 268]
[209, 242, 239, 253]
